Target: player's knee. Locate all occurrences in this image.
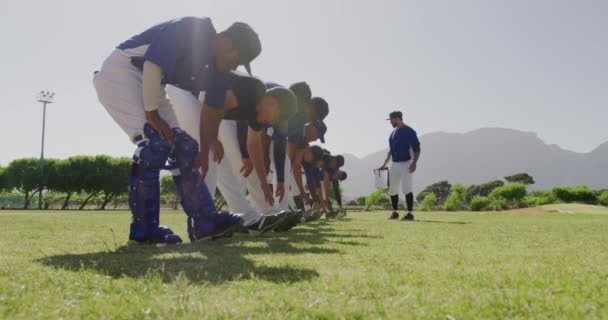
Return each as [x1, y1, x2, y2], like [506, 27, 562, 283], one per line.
[172, 128, 198, 167]
[135, 126, 172, 170]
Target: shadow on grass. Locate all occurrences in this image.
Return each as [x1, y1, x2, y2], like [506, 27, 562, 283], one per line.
[38, 219, 367, 285]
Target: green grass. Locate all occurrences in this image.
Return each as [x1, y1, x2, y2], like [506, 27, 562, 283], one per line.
[1, 210, 607, 319]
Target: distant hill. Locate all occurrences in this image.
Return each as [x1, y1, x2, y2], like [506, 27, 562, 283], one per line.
[340, 128, 608, 199]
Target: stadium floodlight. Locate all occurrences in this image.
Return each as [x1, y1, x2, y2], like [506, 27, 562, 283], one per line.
[37, 90, 55, 210]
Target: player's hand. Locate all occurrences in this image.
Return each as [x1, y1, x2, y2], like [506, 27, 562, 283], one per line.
[275, 182, 285, 202]
[146, 111, 174, 144]
[195, 151, 209, 185]
[409, 162, 417, 173]
[239, 158, 253, 177]
[261, 183, 274, 206]
[209, 139, 224, 163]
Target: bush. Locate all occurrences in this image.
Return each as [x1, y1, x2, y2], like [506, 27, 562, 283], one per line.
[470, 196, 491, 211]
[419, 193, 437, 211]
[417, 181, 451, 205]
[551, 186, 598, 204]
[489, 184, 527, 203]
[524, 190, 558, 207]
[598, 191, 608, 207]
[355, 196, 366, 206]
[444, 184, 467, 211]
[365, 189, 390, 211]
[465, 180, 504, 203]
[488, 197, 508, 211]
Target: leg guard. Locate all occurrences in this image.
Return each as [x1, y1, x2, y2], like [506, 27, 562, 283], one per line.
[129, 124, 182, 244]
[171, 128, 243, 242]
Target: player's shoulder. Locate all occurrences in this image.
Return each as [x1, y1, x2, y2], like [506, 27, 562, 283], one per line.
[403, 125, 418, 135]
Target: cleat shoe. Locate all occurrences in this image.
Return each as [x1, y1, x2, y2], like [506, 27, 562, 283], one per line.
[156, 225, 175, 235]
[303, 209, 314, 222]
[325, 210, 339, 219]
[191, 212, 244, 242]
[389, 211, 399, 220]
[275, 210, 303, 232]
[247, 211, 288, 236]
[310, 210, 324, 221]
[236, 223, 250, 234]
[402, 212, 415, 221]
[129, 224, 183, 244]
[292, 209, 304, 223]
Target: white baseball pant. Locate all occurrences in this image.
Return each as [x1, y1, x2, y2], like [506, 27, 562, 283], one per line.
[93, 49, 179, 141]
[388, 160, 414, 196]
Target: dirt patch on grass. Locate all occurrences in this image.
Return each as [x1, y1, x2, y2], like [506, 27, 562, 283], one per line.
[502, 206, 559, 215]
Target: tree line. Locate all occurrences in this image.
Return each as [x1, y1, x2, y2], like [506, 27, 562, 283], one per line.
[0, 156, 132, 209]
[0, 155, 324, 211]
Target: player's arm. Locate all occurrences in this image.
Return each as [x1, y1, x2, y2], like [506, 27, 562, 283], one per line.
[292, 147, 308, 202]
[236, 120, 253, 177]
[380, 151, 391, 169]
[196, 104, 224, 181]
[316, 170, 324, 208]
[409, 133, 422, 173]
[273, 138, 287, 201]
[322, 171, 331, 206]
[261, 133, 272, 177]
[247, 127, 274, 205]
[142, 61, 173, 143]
[332, 179, 343, 209]
[196, 89, 238, 180]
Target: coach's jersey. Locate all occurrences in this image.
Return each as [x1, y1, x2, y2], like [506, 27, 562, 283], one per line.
[389, 125, 421, 162]
[117, 17, 231, 108]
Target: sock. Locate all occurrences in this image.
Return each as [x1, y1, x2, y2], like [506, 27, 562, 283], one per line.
[406, 192, 414, 212]
[391, 195, 399, 211]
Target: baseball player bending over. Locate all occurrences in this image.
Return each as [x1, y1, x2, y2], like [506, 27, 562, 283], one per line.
[93, 17, 261, 243]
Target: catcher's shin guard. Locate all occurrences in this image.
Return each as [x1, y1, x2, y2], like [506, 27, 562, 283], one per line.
[171, 128, 243, 242]
[129, 124, 182, 244]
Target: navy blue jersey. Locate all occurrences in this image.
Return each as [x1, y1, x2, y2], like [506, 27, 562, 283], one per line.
[118, 17, 231, 108]
[389, 126, 421, 162]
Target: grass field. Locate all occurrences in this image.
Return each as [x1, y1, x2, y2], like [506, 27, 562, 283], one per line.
[1, 208, 607, 319]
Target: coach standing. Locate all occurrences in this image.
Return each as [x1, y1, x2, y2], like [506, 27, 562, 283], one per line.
[379, 111, 421, 221]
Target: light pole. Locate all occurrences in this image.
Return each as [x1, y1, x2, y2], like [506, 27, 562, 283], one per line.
[37, 91, 54, 210]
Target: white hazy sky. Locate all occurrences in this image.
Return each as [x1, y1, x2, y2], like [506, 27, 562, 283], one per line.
[1, 0, 607, 165]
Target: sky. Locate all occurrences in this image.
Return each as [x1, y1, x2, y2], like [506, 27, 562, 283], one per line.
[1, 0, 607, 165]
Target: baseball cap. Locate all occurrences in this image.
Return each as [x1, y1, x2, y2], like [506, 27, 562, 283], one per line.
[312, 120, 327, 143]
[310, 145, 325, 162]
[311, 97, 329, 120]
[266, 87, 297, 133]
[223, 22, 261, 75]
[289, 82, 312, 105]
[322, 153, 332, 165]
[387, 111, 403, 120]
[334, 155, 345, 167]
[231, 75, 266, 107]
